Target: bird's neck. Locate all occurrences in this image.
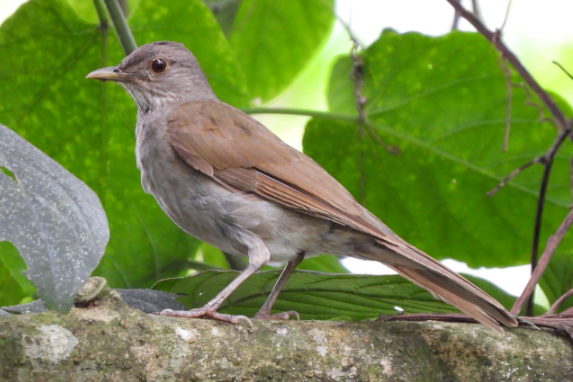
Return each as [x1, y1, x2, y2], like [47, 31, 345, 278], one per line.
[125, 81, 217, 114]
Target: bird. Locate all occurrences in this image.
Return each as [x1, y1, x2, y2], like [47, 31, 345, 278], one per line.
[87, 41, 518, 333]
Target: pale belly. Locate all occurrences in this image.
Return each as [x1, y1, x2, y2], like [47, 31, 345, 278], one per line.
[137, 141, 336, 264]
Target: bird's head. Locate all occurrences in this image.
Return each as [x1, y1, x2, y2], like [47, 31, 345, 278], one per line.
[86, 41, 216, 112]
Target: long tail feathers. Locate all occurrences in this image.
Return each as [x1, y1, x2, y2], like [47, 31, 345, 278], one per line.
[367, 240, 518, 334]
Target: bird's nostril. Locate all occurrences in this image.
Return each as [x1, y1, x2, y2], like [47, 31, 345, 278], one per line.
[113, 68, 119, 73]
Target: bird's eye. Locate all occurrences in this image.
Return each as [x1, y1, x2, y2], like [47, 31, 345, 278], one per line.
[151, 58, 167, 73]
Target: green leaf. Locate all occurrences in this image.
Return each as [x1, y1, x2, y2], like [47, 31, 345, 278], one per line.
[297, 255, 348, 273]
[154, 270, 461, 320]
[0, 0, 248, 291]
[200, 243, 233, 270]
[228, 0, 334, 103]
[305, 30, 573, 268]
[0, 242, 36, 306]
[539, 251, 573, 313]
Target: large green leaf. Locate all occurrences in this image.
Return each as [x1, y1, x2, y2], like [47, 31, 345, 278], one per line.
[0, 0, 249, 292]
[199, 243, 348, 273]
[154, 270, 462, 320]
[296, 255, 348, 273]
[228, 0, 334, 103]
[304, 30, 573, 268]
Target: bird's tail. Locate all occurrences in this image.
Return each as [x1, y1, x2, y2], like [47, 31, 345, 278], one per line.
[362, 239, 518, 334]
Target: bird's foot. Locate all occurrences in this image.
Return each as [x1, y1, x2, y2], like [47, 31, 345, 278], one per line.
[254, 309, 300, 320]
[158, 307, 252, 327]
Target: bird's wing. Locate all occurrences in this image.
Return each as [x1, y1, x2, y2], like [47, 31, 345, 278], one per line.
[167, 100, 517, 332]
[167, 100, 394, 240]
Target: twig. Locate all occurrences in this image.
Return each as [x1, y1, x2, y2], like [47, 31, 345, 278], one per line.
[525, 160, 555, 315]
[553, 61, 573, 81]
[451, 0, 461, 31]
[492, 30, 555, 152]
[378, 311, 573, 333]
[570, 157, 573, 203]
[350, 40, 367, 128]
[349, 36, 368, 205]
[487, 125, 568, 197]
[548, 288, 573, 315]
[486, 156, 544, 197]
[500, 0, 514, 31]
[445, 0, 568, 129]
[471, 0, 483, 22]
[498, 34, 512, 152]
[511, 206, 573, 315]
[102, 0, 137, 55]
[524, 126, 573, 315]
[446, 0, 573, 317]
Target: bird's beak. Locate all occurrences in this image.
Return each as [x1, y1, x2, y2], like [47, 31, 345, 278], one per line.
[86, 66, 131, 82]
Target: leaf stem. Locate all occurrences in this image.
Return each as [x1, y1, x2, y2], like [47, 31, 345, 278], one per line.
[242, 107, 358, 122]
[92, 0, 108, 25]
[102, 0, 137, 55]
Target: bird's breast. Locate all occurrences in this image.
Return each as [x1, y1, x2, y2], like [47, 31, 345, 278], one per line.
[133, 117, 343, 263]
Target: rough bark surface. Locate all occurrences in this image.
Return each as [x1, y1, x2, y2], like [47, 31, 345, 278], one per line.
[0, 289, 571, 382]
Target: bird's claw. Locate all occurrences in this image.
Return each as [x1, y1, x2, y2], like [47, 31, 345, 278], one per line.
[157, 308, 253, 327]
[254, 310, 300, 321]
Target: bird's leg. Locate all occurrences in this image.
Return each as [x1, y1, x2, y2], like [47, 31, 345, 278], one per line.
[159, 239, 270, 326]
[254, 251, 305, 320]
[159, 263, 260, 325]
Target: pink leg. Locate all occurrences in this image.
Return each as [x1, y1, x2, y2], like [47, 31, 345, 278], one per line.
[159, 263, 261, 326]
[255, 252, 304, 320]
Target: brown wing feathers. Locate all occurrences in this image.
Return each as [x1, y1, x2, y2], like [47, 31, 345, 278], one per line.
[167, 101, 517, 332]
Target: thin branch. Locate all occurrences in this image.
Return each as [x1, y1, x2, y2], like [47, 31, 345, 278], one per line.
[500, 0, 514, 31]
[500, 51, 512, 152]
[525, 159, 555, 315]
[349, 35, 368, 205]
[378, 311, 573, 333]
[445, 0, 568, 129]
[446, 0, 573, 317]
[242, 108, 358, 123]
[102, 0, 137, 55]
[451, 0, 461, 31]
[493, 29, 556, 152]
[486, 156, 544, 197]
[487, 124, 569, 196]
[347, 29, 398, 155]
[548, 288, 573, 315]
[553, 61, 573, 81]
[493, 126, 571, 316]
[471, 0, 483, 22]
[511, 206, 573, 315]
[570, 157, 573, 203]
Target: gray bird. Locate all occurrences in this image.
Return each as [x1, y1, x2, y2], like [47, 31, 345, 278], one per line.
[87, 41, 518, 333]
